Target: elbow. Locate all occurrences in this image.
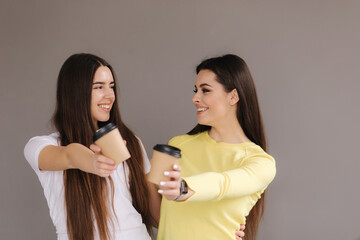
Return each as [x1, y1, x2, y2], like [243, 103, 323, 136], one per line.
[257, 160, 277, 187]
[265, 162, 277, 184]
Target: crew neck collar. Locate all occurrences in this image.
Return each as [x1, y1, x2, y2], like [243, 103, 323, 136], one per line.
[203, 131, 255, 146]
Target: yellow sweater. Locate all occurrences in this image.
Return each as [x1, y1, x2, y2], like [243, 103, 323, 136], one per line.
[156, 131, 276, 240]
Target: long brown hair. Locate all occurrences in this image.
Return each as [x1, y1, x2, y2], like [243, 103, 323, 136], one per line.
[53, 53, 152, 240]
[188, 54, 267, 240]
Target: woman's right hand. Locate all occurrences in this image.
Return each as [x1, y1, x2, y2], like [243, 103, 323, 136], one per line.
[157, 164, 183, 201]
[89, 144, 117, 177]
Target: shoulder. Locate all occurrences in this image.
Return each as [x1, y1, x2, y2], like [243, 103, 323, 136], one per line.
[245, 143, 268, 155]
[135, 135, 148, 157]
[27, 132, 60, 145]
[244, 143, 275, 163]
[135, 135, 144, 146]
[135, 135, 147, 156]
[168, 133, 203, 148]
[24, 132, 60, 173]
[134, 135, 151, 173]
[25, 132, 60, 151]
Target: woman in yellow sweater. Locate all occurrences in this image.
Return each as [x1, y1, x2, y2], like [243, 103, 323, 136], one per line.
[156, 54, 276, 240]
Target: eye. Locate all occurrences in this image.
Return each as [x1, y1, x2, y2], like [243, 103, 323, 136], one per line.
[193, 89, 198, 93]
[93, 85, 102, 90]
[202, 88, 210, 93]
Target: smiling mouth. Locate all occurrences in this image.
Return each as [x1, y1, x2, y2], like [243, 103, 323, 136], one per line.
[197, 107, 208, 113]
[99, 104, 111, 111]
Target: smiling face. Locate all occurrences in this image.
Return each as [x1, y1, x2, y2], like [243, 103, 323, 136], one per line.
[192, 69, 238, 127]
[91, 66, 115, 129]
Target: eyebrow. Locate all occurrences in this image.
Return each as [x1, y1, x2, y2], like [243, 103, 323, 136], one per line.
[93, 81, 115, 85]
[195, 83, 213, 88]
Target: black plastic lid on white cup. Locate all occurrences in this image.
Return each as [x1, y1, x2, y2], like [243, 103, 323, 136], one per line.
[153, 144, 181, 158]
[93, 123, 118, 142]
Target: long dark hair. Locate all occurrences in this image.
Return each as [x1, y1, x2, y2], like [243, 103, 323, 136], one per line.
[53, 53, 152, 240]
[188, 54, 267, 240]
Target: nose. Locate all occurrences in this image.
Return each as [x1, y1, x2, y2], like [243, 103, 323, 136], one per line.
[192, 91, 200, 104]
[105, 86, 115, 99]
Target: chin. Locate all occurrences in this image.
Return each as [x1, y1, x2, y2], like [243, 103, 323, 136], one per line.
[198, 120, 210, 126]
[199, 120, 215, 127]
[97, 115, 110, 123]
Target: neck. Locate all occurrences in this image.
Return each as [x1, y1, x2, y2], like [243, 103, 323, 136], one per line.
[93, 120, 99, 130]
[208, 118, 250, 144]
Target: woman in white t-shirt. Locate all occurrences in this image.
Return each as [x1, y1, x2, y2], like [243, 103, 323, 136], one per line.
[24, 53, 160, 240]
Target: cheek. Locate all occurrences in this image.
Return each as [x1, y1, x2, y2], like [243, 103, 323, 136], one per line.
[205, 95, 220, 107]
[90, 96, 95, 108]
[91, 92, 101, 103]
[91, 93, 101, 110]
[210, 97, 229, 113]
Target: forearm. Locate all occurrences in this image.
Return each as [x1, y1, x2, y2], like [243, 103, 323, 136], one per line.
[183, 157, 276, 202]
[147, 182, 161, 227]
[65, 143, 95, 171]
[39, 143, 94, 171]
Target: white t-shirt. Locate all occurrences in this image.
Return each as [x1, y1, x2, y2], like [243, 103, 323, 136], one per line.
[24, 132, 151, 240]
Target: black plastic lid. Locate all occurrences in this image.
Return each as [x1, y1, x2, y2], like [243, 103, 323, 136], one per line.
[153, 144, 181, 158]
[93, 123, 118, 142]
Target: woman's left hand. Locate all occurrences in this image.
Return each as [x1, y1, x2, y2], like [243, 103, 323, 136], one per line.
[157, 164, 182, 201]
[235, 224, 245, 240]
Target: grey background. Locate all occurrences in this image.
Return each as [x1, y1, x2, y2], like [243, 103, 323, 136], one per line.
[1, 1, 359, 239]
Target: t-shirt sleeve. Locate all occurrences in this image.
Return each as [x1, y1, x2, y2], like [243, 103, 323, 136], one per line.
[137, 137, 151, 174]
[24, 134, 58, 174]
[183, 152, 276, 202]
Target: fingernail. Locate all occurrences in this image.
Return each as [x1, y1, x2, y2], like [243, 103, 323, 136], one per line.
[164, 171, 170, 176]
[173, 164, 178, 170]
[159, 181, 166, 186]
[158, 189, 163, 194]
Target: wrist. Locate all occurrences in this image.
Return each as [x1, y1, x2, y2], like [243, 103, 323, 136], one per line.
[174, 179, 188, 201]
[66, 143, 92, 170]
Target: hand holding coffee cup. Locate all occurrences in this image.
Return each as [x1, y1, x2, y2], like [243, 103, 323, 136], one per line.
[89, 143, 117, 177]
[157, 163, 184, 200]
[93, 123, 131, 165]
[146, 144, 181, 185]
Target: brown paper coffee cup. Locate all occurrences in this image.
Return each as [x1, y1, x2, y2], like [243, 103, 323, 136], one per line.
[93, 123, 131, 165]
[146, 144, 181, 184]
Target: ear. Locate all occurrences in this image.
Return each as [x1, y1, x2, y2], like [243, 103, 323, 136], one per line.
[229, 88, 239, 105]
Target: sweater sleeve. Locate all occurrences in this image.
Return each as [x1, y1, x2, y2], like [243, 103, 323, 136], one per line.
[182, 152, 276, 202]
[24, 133, 59, 174]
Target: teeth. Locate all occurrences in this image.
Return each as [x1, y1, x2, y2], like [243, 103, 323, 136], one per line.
[197, 108, 208, 112]
[100, 105, 110, 109]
